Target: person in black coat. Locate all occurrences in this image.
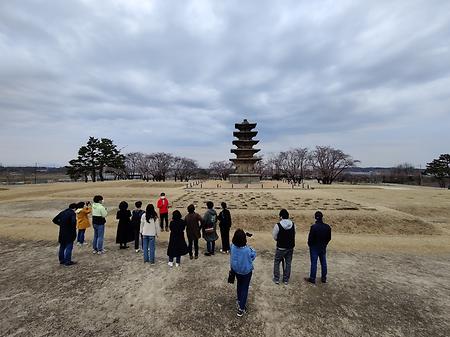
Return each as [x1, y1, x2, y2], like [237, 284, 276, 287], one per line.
[305, 211, 332, 284]
[167, 210, 188, 267]
[53, 203, 77, 266]
[218, 202, 232, 254]
[116, 201, 133, 249]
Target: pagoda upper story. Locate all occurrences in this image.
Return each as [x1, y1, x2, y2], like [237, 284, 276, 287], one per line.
[230, 119, 261, 172]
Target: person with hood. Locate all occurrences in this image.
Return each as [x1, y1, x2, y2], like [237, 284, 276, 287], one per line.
[140, 204, 159, 264]
[218, 202, 232, 254]
[75, 201, 91, 246]
[167, 210, 188, 267]
[116, 201, 133, 249]
[305, 211, 331, 284]
[272, 209, 295, 285]
[184, 204, 203, 259]
[157, 192, 170, 232]
[131, 201, 145, 252]
[92, 195, 108, 255]
[202, 201, 218, 256]
[230, 229, 256, 317]
[52, 203, 77, 266]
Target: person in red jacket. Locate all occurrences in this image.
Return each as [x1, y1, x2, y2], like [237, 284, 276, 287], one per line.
[157, 192, 170, 232]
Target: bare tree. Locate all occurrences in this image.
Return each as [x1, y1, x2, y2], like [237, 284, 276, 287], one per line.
[137, 154, 153, 181]
[266, 153, 283, 180]
[311, 146, 358, 184]
[172, 157, 199, 182]
[254, 156, 266, 178]
[149, 152, 174, 181]
[125, 152, 144, 178]
[209, 161, 234, 180]
[278, 148, 309, 183]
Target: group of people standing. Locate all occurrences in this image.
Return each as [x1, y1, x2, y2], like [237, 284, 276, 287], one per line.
[53, 193, 233, 265]
[53, 192, 331, 318]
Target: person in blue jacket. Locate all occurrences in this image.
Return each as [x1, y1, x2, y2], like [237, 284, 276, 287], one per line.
[52, 203, 78, 266]
[230, 229, 256, 317]
[305, 211, 331, 284]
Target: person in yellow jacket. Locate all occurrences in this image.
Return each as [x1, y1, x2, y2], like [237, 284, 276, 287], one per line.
[76, 201, 92, 245]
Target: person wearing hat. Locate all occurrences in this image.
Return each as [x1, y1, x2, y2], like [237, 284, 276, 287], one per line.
[305, 211, 331, 284]
[157, 192, 170, 232]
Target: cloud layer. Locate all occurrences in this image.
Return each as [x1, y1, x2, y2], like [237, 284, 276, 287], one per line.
[1, 0, 449, 167]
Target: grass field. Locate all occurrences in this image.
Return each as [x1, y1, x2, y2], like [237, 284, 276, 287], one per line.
[0, 180, 449, 336]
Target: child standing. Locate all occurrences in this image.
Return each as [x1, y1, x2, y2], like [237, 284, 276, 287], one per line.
[76, 201, 91, 246]
[140, 204, 159, 264]
[131, 201, 145, 253]
[116, 201, 132, 249]
[167, 210, 188, 267]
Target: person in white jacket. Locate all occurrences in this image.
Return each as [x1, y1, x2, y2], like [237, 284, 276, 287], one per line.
[272, 209, 295, 285]
[140, 204, 160, 264]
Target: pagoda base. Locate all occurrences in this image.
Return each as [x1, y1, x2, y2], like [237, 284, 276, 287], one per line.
[229, 174, 261, 184]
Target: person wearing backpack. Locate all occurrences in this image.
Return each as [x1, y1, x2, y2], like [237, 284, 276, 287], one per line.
[272, 209, 295, 285]
[202, 201, 218, 256]
[53, 203, 77, 266]
[131, 201, 145, 253]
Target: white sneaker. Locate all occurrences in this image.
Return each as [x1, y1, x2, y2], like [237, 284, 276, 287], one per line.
[76, 242, 81, 246]
[135, 249, 140, 253]
[98, 250, 106, 255]
[175, 263, 180, 267]
[92, 250, 98, 254]
[168, 262, 173, 267]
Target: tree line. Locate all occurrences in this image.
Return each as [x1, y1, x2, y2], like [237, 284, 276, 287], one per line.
[65, 140, 358, 184]
[124, 152, 199, 182]
[254, 146, 359, 185]
[65, 137, 450, 187]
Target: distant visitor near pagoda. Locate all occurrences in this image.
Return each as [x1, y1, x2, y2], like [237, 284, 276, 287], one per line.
[229, 119, 262, 184]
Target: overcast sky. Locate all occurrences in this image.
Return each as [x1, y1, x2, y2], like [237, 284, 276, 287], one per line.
[1, 0, 449, 168]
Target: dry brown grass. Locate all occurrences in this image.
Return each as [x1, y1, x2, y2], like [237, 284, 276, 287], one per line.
[0, 180, 449, 253]
[1, 181, 450, 337]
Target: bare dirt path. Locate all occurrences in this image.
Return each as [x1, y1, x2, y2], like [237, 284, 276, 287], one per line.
[1, 238, 449, 337]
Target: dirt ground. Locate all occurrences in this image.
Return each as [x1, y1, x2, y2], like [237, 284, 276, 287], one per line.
[0, 180, 450, 336]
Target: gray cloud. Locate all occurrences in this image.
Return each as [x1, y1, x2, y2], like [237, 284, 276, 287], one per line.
[1, 0, 449, 167]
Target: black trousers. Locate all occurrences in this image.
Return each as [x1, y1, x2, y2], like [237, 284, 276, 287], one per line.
[134, 228, 141, 250]
[188, 238, 199, 257]
[160, 213, 169, 229]
[220, 226, 230, 251]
